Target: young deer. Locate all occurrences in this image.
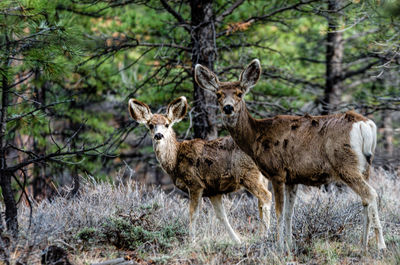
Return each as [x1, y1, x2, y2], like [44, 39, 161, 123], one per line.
[128, 96, 272, 243]
[195, 60, 386, 251]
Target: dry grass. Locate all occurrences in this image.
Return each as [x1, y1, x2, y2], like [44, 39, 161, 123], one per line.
[1, 167, 400, 264]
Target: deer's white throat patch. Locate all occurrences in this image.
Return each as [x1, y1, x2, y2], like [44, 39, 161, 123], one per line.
[153, 134, 178, 173]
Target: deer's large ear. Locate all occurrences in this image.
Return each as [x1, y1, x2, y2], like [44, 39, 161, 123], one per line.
[128, 99, 152, 124]
[194, 64, 219, 92]
[167, 96, 188, 124]
[239, 59, 261, 93]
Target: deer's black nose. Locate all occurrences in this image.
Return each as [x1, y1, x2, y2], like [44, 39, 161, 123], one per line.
[154, 133, 164, 140]
[223, 105, 234, 115]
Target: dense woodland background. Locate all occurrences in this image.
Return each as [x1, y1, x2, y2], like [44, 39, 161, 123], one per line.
[0, 0, 400, 262]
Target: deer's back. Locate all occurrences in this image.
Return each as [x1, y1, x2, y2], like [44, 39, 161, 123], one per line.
[174, 136, 259, 196]
[250, 111, 369, 186]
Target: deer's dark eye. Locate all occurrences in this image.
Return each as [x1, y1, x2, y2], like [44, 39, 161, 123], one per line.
[237, 92, 243, 98]
[149, 124, 154, 130]
[216, 93, 222, 99]
[165, 124, 169, 128]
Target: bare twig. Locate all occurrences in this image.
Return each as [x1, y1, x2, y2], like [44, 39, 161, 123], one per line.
[159, 0, 190, 32]
[215, 0, 245, 23]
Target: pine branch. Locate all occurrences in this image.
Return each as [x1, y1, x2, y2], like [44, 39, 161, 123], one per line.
[217, 0, 319, 37]
[6, 100, 71, 122]
[215, 0, 245, 23]
[159, 0, 190, 32]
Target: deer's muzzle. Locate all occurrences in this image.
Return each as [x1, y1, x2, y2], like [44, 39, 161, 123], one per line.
[154, 133, 164, 140]
[223, 104, 234, 115]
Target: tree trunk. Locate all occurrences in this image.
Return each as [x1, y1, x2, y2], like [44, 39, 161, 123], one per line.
[322, 0, 344, 115]
[382, 110, 393, 156]
[32, 75, 49, 200]
[322, 1, 345, 192]
[190, 0, 218, 140]
[0, 172, 18, 235]
[0, 58, 18, 235]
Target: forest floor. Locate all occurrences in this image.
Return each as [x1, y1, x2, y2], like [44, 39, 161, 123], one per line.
[3, 167, 400, 264]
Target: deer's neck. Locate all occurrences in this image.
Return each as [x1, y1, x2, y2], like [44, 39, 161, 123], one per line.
[153, 132, 179, 176]
[225, 102, 258, 157]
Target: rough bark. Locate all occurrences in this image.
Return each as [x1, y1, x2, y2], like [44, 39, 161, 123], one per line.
[0, 57, 19, 234]
[322, 0, 344, 115]
[0, 173, 18, 234]
[190, 0, 218, 140]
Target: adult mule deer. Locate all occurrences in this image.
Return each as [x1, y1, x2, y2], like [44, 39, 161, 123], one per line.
[194, 59, 386, 251]
[128, 96, 272, 243]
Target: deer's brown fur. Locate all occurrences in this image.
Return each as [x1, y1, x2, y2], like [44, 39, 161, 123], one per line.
[195, 60, 386, 251]
[128, 96, 272, 243]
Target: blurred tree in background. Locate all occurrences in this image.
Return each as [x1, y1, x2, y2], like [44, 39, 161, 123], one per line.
[1, 0, 399, 233]
[0, 0, 117, 234]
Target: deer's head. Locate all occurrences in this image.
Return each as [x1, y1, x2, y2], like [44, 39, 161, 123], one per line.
[128, 96, 188, 142]
[195, 59, 261, 125]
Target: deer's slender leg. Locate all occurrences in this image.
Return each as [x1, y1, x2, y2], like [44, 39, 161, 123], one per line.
[189, 189, 203, 239]
[242, 172, 272, 234]
[341, 174, 386, 251]
[284, 184, 298, 247]
[209, 194, 241, 243]
[272, 181, 285, 249]
[361, 166, 381, 249]
[362, 204, 371, 247]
